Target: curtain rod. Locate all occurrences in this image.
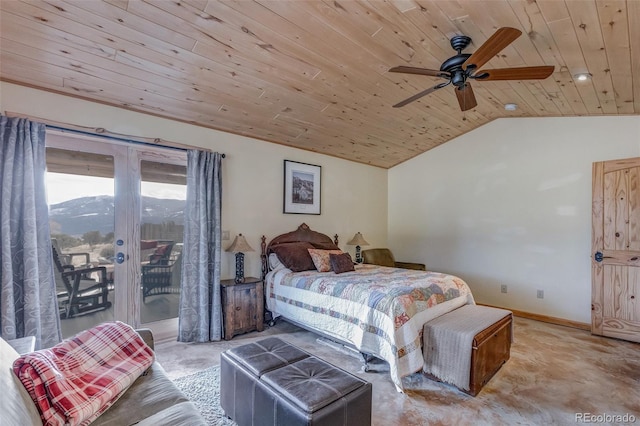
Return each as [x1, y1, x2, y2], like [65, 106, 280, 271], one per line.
[4, 111, 225, 157]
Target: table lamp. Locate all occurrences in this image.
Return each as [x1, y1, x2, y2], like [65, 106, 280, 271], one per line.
[226, 234, 254, 283]
[347, 232, 369, 264]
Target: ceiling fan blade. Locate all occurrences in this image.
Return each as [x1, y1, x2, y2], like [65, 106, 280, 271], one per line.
[455, 84, 477, 111]
[389, 66, 448, 78]
[393, 83, 448, 108]
[463, 27, 522, 71]
[476, 66, 555, 80]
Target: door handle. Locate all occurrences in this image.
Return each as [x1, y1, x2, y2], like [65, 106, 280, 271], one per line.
[594, 251, 603, 262]
[116, 252, 125, 264]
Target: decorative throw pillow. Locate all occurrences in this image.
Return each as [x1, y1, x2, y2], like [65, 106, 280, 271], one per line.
[271, 242, 316, 272]
[330, 252, 355, 274]
[307, 248, 343, 272]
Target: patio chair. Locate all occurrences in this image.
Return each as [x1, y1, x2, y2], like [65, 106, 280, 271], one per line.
[141, 251, 182, 302]
[51, 238, 92, 269]
[52, 245, 111, 319]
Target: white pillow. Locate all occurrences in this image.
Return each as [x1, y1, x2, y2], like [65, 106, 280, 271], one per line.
[269, 253, 285, 270]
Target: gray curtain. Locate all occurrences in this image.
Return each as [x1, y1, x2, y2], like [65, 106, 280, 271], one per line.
[178, 150, 223, 342]
[0, 116, 61, 349]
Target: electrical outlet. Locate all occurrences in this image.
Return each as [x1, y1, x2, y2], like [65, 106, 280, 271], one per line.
[222, 230, 230, 241]
[537, 290, 544, 299]
[501, 285, 507, 293]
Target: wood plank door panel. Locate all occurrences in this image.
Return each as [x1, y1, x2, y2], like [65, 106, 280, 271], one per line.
[592, 157, 640, 342]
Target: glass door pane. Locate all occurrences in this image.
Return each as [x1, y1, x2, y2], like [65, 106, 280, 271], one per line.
[46, 148, 116, 338]
[139, 160, 186, 324]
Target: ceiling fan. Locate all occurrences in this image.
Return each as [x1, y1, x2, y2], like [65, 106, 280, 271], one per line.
[389, 27, 554, 111]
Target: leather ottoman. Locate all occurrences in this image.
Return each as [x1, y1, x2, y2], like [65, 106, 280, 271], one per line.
[221, 337, 372, 426]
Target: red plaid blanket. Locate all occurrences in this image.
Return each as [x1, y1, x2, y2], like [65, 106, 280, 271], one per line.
[13, 321, 155, 426]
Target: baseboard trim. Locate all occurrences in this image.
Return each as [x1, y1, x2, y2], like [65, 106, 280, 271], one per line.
[478, 304, 591, 331]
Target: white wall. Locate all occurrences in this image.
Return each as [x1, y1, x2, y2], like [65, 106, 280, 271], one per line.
[0, 82, 388, 279]
[389, 116, 640, 324]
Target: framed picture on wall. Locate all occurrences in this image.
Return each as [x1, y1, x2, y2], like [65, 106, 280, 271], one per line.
[283, 160, 321, 215]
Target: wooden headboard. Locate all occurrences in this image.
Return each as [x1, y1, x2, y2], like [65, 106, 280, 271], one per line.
[260, 223, 338, 279]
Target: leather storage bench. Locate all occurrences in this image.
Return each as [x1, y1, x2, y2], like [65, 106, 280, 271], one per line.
[423, 305, 512, 396]
[220, 337, 372, 426]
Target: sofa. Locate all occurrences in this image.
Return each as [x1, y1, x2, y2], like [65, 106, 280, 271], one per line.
[1, 329, 206, 426]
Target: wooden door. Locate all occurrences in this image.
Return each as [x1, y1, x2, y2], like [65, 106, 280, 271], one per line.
[592, 157, 640, 342]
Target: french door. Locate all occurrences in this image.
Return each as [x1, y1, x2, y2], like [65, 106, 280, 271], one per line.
[46, 130, 186, 341]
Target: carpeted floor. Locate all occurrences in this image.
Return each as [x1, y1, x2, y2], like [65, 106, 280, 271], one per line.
[160, 317, 640, 425]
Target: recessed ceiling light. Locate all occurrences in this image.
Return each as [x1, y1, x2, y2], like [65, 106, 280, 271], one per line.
[574, 73, 592, 81]
[504, 103, 518, 111]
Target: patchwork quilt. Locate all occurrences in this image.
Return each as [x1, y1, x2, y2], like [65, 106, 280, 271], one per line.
[266, 264, 474, 391]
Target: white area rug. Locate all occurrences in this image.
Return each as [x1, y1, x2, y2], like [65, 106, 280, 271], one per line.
[172, 366, 236, 426]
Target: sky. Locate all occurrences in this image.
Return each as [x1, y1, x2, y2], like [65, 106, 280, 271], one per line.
[46, 172, 186, 205]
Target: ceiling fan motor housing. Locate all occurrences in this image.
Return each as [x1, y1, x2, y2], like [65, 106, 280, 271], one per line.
[451, 71, 466, 87]
[440, 53, 472, 87]
[440, 53, 471, 72]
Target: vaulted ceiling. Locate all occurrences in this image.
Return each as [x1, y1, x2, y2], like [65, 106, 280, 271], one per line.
[1, 0, 638, 168]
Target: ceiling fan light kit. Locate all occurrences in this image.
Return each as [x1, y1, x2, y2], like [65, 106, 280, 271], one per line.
[390, 27, 555, 112]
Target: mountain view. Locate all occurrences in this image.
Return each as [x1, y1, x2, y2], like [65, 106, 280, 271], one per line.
[49, 195, 185, 236]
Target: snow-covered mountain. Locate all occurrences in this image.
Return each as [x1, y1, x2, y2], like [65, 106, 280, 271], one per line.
[49, 195, 185, 236]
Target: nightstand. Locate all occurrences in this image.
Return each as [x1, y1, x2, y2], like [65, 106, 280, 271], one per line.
[221, 277, 264, 340]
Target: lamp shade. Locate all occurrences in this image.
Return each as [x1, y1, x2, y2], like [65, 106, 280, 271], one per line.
[226, 234, 255, 253]
[347, 232, 369, 246]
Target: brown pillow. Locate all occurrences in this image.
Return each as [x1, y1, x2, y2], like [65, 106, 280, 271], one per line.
[271, 242, 316, 272]
[330, 252, 355, 274]
[310, 241, 340, 251]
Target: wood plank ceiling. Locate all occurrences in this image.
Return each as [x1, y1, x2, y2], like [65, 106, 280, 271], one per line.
[1, 0, 638, 168]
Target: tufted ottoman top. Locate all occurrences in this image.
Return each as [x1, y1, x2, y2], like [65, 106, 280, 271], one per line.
[226, 337, 309, 377]
[262, 356, 368, 413]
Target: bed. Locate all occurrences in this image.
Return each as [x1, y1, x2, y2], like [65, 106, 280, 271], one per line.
[261, 224, 475, 392]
